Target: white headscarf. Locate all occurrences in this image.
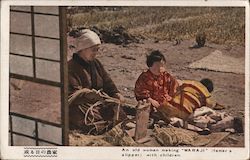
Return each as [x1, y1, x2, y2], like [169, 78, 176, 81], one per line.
[74, 29, 101, 52]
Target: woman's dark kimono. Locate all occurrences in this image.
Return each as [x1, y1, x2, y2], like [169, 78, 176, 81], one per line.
[68, 53, 126, 134]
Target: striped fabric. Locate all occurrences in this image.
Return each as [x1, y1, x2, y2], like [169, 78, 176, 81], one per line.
[160, 80, 212, 120]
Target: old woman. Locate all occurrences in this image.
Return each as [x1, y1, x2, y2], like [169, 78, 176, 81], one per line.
[68, 29, 125, 133]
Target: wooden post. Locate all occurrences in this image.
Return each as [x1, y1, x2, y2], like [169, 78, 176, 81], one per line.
[113, 103, 120, 126]
[134, 100, 151, 142]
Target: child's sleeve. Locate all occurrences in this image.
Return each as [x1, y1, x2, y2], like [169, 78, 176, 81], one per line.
[134, 73, 151, 101]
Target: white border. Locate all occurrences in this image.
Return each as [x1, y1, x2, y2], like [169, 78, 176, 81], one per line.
[1, 1, 249, 160]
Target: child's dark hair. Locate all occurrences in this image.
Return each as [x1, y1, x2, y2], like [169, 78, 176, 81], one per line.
[146, 50, 166, 67]
[200, 78, 214, 93]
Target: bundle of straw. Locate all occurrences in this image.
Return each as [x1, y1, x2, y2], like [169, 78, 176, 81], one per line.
[68, 88, 126, 131]
[68, 88, 135, 107]
[68, 88, 99, 105]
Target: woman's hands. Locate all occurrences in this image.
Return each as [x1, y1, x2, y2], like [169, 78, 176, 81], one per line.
[115, 93, 125, 103]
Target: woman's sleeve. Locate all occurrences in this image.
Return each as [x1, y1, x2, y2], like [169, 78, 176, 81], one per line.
[134, 73, 151, 101]
[95, 59, 119, 97]
[68, 72, 82, 96]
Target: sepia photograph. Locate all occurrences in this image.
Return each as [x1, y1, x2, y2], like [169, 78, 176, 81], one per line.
[1, 0, 249, 160]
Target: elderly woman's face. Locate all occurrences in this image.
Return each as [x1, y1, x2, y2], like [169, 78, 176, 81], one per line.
[79, 45, 100, 61]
